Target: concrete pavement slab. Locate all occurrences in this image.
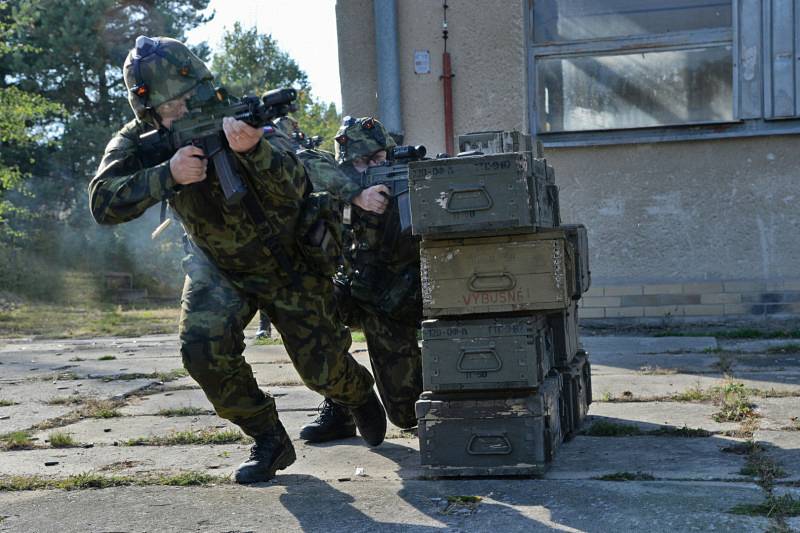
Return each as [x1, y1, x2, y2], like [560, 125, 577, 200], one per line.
[119, 385, 323, 417]
[586, 402, 740, 434]
[0, 443, 248, 478]
[547, 435, 748, 481]
[591, 371, 800, 401]
[0, 403, 72, 434]
[751, 397, 800, 430]
[588, 352, 721, 374]
[719, 338, 800, 353]
[0, 480, 768, 533]
[753, 429, 800, 481]
[582, 336, 717, 355]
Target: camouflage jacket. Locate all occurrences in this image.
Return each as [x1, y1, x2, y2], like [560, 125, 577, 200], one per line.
[305, 159, 419, 275]
[298, 148, 363, 202]
[89, 119, 309, 283]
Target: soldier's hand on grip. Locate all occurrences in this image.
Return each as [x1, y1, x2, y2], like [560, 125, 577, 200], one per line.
[353, 184, 390, 214]
[223, 116, 262, 153]
[170, 145, 208, 185]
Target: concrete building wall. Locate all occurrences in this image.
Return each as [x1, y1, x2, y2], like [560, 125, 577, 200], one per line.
[336, 0, 528, 152]
[335, 1, 800, 322]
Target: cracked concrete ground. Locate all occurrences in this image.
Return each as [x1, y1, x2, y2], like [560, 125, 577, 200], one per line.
[1, 330, 799, 532]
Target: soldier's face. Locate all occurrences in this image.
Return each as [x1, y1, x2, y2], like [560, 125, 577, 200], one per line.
[156, 93, 191, 129]
[353, 149, 387, 173]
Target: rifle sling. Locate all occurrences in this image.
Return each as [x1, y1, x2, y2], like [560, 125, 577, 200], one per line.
[239, 190, 301, 287]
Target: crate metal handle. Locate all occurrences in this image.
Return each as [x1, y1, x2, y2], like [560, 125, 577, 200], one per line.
[457, 348, 502, 372]
[466, 434, 513, 455]
[468, 272, 516, 291]
[445, 186, 493, 213]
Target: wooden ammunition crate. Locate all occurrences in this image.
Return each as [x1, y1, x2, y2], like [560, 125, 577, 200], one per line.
[420, 233, 575, 317]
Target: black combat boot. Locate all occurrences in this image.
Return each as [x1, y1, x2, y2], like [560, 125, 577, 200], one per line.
[255, 310, 272, 339]
[234, 423, 296, 484]
[299, 397, 357, 443]
[350, 390, 387, 447]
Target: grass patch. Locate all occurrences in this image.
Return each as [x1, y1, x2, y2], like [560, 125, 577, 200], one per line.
[584, 421, 642, 437]
[655, 328, 800, 340]
[252, 337, 283, 346]
[671, 384, 708, 402]
[648, 425, 712, 438]
[48, 431, 77, 448]
[637, 365, 678, 376]
[0, 431, 34, 451]
[82, 399, 123, 419]
[442, 495, 482, 515]
[740, 459, 787, 480]
[102, 368, 188, 383]
[731, 494, 800, 517]
[97, 355, 117, 361]
[156, 407, 212, 417]
[45, 395, 85, 406]
[351, 331, 366, 343]
[0, 303, 180, 339]
[0, 399, 16, 407]
[585, 421, 711, 438]
[712, 382, 757, 422]
[721, 441, 763, 455]
[124, 428, 249, 446]
[43, 371, 81, 382]
[766, 343, 800, 354]
[0, 471, 229, 492]
[598, 381, 800, 405]
[593, 471, 656, 481]
[33, 399, 124, 431]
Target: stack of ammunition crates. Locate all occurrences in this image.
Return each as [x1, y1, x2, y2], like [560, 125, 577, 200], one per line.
[408, 130, 591, 476]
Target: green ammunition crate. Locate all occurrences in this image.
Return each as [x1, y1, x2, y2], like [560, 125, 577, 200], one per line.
[421, 315, 554, 392]
[420, 233, 575, 317]
[457, 130, 533, 155]
[561, 224, 590, 298]
[561, 352, 592, 438]
[548, 301, 579, 367]
[416, 375, 563, 476]
[408, 152, 557, 239]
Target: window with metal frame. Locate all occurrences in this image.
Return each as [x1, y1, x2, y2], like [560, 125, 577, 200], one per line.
[529, 0, 800, 146]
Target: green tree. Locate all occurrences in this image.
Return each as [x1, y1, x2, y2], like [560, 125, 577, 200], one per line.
[1, 0, 212, 300]
[211, 21, 308, 97]
[0, 1, 63, 243]
[211, 23, 340, 152]
[5, 0, 212, 206]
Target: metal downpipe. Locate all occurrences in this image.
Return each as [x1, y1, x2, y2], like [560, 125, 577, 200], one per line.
[373, 0, 403, 142]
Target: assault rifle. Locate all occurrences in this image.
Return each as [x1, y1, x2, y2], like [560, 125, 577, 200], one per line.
[361, 144, 426, 233]
[292, 132, 323, 150]
[138, 87, 298, 203]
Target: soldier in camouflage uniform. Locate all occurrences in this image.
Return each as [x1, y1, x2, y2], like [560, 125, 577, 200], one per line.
[294, 117, 423, 442]
[88, 36, 387, 483]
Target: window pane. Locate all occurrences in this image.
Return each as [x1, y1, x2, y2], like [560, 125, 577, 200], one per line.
[537, 46, 733, 132]
[534, 0, 731, 43]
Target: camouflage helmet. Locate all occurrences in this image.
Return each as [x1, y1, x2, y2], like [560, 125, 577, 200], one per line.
[123, 36, 213, 122]
[334, 116, 396, 164]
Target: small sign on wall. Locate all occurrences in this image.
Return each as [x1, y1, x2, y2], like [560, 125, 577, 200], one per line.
[414, 50, 431, 74]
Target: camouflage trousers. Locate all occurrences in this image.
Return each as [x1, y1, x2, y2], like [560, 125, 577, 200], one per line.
[338, 295, 423, 429]
[179, 251, 375, 438]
